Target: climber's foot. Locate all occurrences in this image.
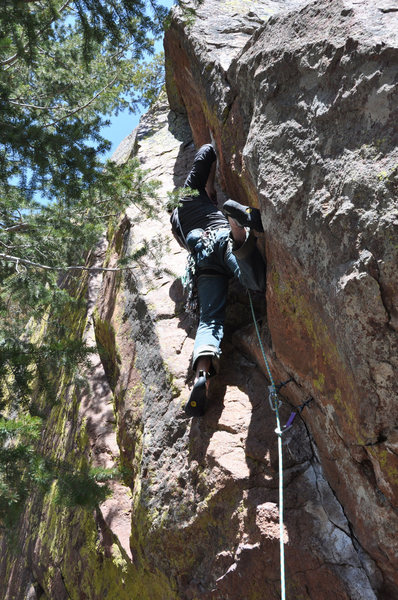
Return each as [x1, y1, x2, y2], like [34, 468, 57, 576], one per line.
[184, 371, 208, 417]
[223, 199, 264, 232]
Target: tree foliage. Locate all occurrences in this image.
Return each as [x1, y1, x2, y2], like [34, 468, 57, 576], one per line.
[0, 0, 169, 529]
[0, 0, 167, 200]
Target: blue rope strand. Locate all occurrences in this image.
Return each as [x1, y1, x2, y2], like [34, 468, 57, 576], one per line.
[247, 290, 286, 600]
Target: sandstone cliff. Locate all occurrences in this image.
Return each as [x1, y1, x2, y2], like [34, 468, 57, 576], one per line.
[1, 1, 397, 599]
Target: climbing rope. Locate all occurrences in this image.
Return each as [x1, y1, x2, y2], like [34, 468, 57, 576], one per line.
[247, 289, 286, 600]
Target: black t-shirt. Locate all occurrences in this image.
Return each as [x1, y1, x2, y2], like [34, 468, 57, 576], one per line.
[178, 195, 228, 237]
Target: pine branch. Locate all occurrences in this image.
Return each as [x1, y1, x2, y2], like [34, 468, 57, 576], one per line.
[42, 76, 118, 128]
[92, 213, 121, 219]
[0, 241, 14, 249]
[0, 253, 132, 273]
[9, 100, 64, 111]
[1, 223, 31, 233]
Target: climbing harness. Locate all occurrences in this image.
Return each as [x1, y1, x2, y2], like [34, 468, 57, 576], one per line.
[247, 290, 312, 600]
[181, 229, 220, 317]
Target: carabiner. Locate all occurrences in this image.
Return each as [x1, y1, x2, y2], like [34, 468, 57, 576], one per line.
[268, 385, 281, 411]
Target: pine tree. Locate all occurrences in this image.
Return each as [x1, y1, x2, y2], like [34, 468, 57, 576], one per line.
[0, 0, 169, 528]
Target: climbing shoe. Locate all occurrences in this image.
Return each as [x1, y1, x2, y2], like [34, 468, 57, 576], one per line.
[184, 371, 207, 417]
[223, 199, 264, 232]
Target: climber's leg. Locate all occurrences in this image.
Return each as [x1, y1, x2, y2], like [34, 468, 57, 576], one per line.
[230, 230, 266, 292]
[185, 272, 229, 416]
[184, 144, 216, 194]
[218, 223, 266, 292]
[192, 272, 229, 372]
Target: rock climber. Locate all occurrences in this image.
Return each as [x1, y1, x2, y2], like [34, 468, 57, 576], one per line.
[170, 143, 266, 417]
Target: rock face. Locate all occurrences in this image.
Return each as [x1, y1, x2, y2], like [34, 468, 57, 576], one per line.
[165, 0, 398, 596]
[1, 1, 397, 599]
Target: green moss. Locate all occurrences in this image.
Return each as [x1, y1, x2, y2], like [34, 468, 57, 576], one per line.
[94, 316, 121, 391]
[368, 447, 398, 487]
[333, 388, 342, 407]
[127, 382, 146, 398]
[115, 372, 145, 487]
[201, 97, 221, 131]
[313, 372, 325, 391]
[34, 477, 179, 600]
[130, 476, 243, 588]
[163, 364, 181, 399]
[106, 216, 122, 249]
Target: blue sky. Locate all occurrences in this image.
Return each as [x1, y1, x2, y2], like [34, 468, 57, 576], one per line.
[102, 0, 176, 158]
